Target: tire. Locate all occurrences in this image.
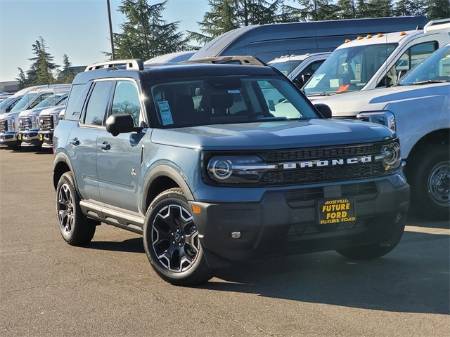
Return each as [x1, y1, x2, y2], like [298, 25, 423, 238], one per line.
[56, 172, 98, 246]
[143, 188, 212, 286]
[337, 215, 406, 260]
[409, 145, 449, 220]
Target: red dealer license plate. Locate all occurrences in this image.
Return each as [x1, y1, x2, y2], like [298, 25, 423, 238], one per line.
[318, 198, 356, 225]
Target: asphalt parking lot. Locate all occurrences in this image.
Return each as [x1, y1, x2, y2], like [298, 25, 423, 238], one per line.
[0, 148, 449, 337]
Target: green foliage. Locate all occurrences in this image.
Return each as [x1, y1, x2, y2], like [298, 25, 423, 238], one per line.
[394, 0, 426, 16]
[112, 0, 187, 60]
[426, 0, 450, 19]
[337, 0, 356, 18]
[16, 68, 28, 89]
[57, 54, 75, 84]
[28, 37, 58, 85]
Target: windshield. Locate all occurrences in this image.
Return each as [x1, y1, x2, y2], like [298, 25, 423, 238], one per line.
[34, 94, 65, 109]
[0, 96, 19, 112]
[150, 76, 318, 128]
[10, 93, 38, 112]
[269, 60, 303, 76]
[400, 45, 450, 85]
[304, 43, 398, 96]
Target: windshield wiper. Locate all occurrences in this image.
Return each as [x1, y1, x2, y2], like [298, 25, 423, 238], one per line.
[411, 79, 448, 85]
[306, 92, 336, 97]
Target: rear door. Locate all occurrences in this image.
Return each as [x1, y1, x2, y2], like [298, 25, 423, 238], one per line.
[70, 80, 114, 201]
[96, 79, 145, 212]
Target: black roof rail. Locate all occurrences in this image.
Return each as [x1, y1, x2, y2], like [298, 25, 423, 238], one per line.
[84, 59, 144, 71]
[184, 56, 267, 66]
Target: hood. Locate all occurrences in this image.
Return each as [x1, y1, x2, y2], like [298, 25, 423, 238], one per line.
[39, 105, 65, 117]
[151, 119, 394, 150]
[0, 111, 20, 121]
[18, 106, 48, 118]
[309, 83, 450, 117]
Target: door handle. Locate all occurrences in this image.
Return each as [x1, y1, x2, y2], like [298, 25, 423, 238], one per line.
[70, 137, 80, 146]
[100, 141, 111, 151]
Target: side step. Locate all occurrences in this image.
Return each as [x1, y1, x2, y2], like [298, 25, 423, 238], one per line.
[79, 200, 144, 234]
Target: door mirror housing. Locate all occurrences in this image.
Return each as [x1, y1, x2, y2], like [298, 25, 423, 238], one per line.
[314, 104, 332, 119]
[105, 114, 141, 136]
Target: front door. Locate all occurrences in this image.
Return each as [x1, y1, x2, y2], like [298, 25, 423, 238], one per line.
[97, 80, 145, 212]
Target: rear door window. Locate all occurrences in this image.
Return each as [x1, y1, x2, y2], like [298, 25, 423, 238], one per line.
[83, 81, 114, 126]
[65, 84, 89, 121]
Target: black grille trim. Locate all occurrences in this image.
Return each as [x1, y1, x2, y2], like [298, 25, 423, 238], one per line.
[39, 116, 54, 131]
[0, 120, 7, 133]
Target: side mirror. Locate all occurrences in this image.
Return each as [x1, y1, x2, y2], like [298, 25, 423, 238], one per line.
[105, 114, 139, 136]
[314, 104, 332, 119]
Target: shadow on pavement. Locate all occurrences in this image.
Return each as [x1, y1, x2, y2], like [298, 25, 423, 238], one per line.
[86, 227, 449, 315]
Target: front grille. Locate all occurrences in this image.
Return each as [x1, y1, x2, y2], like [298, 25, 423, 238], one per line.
[0, 120, 7, 133]
[258, 142, 387, 185]
[39, 115, 54, 131]
[260, 143, 383, 162]
[19, 117, 32, 131]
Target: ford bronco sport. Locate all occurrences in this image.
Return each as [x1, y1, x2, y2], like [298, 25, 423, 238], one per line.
[53, 58, 409, 285]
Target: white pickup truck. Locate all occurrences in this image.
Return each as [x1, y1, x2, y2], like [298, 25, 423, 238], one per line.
[312, 45, 450, 219]
[304, 19, 450, 98]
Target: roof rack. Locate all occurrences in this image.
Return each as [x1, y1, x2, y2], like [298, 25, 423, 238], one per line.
[424, 19, 450, 32]
[84, 59, 144, 72]
[184, 56, 266, 66]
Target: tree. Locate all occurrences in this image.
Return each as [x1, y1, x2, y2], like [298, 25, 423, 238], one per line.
[357, 0, 392, 17]
[236, 0, 282, 26]
[292, 0, 339, 21]
[394, 0, 426, 16]
[426, 0, 450, 19]
[27, 37, 58, 85]
[188, 0, 239, 44]
[113, 0, 187, 60]
[337, 0, 356, 18]
[57, 54, 75, 83]
[16, 67, 28, 89]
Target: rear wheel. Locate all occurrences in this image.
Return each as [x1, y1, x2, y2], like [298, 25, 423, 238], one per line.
[143, 188, 211, 286]
[337, 215, 406, 260]
[409, 145, 449, 220]
[56, 172, 98, 245]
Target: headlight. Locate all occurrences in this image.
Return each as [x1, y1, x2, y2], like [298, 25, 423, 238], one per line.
[7, 117, 15, 131]
[379, 140, 401, 171]
[357, 110, 396, 132]
[206, 155, 276, 184]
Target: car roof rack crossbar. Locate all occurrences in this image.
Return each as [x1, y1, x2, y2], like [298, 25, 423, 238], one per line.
[85, 59, 144, 72]
[184, 56, 266, 66]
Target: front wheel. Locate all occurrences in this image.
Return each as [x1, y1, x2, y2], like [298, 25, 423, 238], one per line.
[143, 188, 211, 286]
[409, 145, 449, 220]
[337, 215, 406, 260]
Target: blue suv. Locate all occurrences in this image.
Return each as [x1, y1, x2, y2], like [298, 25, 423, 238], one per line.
[53, 58, 409, 285]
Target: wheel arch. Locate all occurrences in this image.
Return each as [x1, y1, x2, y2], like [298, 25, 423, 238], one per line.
[405, 128, 449, 177]
[53, 152, 74, 190]
[141, 164, 195, 213]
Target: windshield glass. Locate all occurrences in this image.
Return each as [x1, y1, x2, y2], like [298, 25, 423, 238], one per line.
[0, 96, 18, 112]
[34, 94, 65, 109]
[304, 43, 398, 96]
[10, 93, 38, 112]
[150, 76, 318, 128]
[400, 45, 450, 85]
[269, 60, 303, 76]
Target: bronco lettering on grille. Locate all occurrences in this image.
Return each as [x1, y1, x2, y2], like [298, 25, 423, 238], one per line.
[281, 155, 373, 170]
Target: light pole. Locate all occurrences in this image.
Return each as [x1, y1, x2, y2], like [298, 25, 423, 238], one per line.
[107, 0, 115, 60]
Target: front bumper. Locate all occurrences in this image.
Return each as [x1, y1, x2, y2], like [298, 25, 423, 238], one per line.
[191, 173, 410, 264]
[18, 129, 41, 146]
[38, 130, 54, 148]
[0, 131, 18, 146]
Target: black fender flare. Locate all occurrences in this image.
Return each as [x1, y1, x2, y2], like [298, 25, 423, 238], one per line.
[141, 163, 195, 213]
[53, 151, 76, 189]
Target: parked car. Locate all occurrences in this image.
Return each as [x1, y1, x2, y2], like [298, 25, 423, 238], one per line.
[18, 93, 69, 147]
[269, 52, 331, 88]
[304, 19, 450, 99]
[144, 51, 195, 65]
[38, 98, 68, 148]
[191, 16, 427, 62]
[0, 86, 42, 115]
[53, 58, 409, 286]
[0, 84, 70, 148]
[311, 45, 450, 219]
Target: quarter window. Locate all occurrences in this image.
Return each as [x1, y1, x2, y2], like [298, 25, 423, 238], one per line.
[111, 81, 141, 127]
[83, 81, 113, 126]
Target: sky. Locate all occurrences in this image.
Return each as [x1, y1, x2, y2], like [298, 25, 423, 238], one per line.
[0, 0, 210, 81]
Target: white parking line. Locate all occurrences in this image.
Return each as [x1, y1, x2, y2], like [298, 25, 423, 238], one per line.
[405, 225, 450, 236]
